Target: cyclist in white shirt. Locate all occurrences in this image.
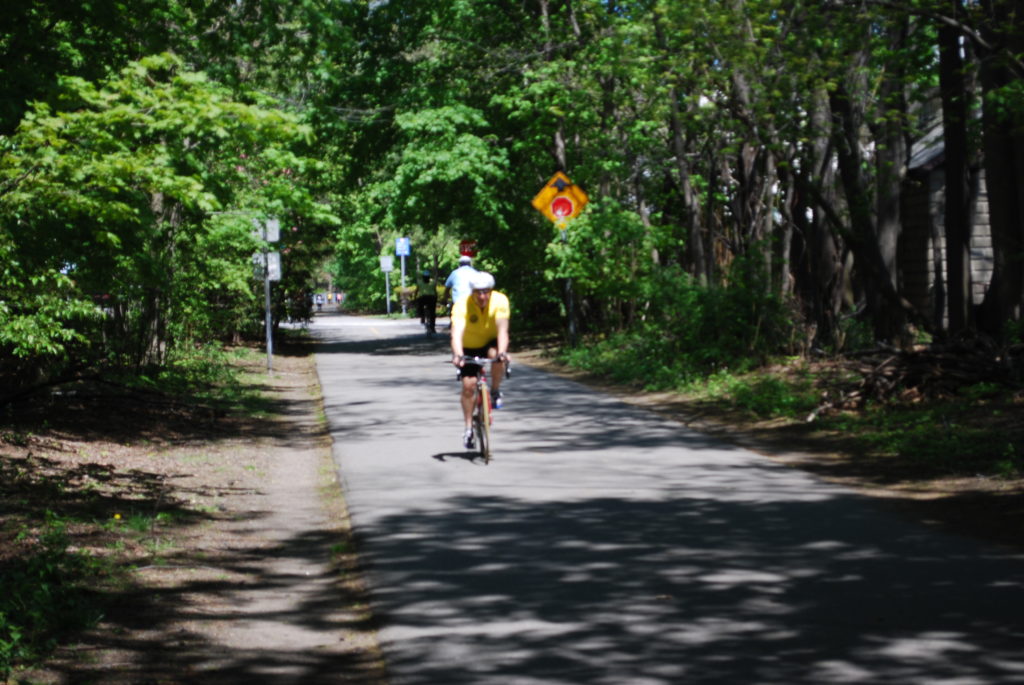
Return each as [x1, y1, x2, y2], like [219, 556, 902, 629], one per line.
[443, 255, 478, 309]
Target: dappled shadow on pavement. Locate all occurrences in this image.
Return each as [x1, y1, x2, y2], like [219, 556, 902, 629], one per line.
[310, 320, 1024, 683]
[318, 352, 738, 456]
[358, 490, 1024, 685]
[310, 321, 448, 358]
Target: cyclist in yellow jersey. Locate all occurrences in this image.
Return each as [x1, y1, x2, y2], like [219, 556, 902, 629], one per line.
[450, 272, 510, 448]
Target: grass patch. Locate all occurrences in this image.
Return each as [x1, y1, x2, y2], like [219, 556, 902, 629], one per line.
[698, 368, 820, 420]
[108, 343, 270, 420]
[557, 337, 1024, 482]
[821, 401, 1024, 479]
[558, 331, 704, 390]
[0, 513, 111, 680]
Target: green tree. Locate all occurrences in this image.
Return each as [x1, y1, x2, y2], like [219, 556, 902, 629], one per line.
[0, 54, 331, 395]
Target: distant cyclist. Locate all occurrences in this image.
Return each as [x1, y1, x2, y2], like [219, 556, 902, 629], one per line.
[415, 270, 438, 334]
[450, 272, 510, 449]
[443, 255, 478, 312]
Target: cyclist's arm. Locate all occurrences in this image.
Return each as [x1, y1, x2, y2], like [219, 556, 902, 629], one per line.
[443, 273, 455, 304]
[495, 316, 510, 360]
[450, 313, 466, 365]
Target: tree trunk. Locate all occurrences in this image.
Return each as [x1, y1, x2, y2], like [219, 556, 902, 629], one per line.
[791, 86, 845, 350]
[868, 15, 914, 343]
[729, 0, 778, 293]
[652, 11, 706, 285]
[938, 10, 973, 334]
[538, 0, 567, 172]
[830, 77, 908, 344]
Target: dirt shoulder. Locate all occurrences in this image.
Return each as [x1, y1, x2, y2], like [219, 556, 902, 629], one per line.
[4, 346, 388, 685]
[514, 347, 1024, 554]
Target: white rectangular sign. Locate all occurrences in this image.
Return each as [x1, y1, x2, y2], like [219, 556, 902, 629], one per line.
[253, 251, 282, 281]
[266, 251, 281, 281]
[265, 218, 280, 243]
[252, 217, 281, 242]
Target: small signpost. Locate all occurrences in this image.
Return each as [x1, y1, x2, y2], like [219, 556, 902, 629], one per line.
[395, 237, 410, 313]
[253, 217, 281, 372]
[532, 172, 589, 347]
[531, 171, 589, 228]
[380, 255, 394, 314]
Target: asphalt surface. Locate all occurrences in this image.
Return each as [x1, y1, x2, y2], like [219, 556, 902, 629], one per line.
[312, 312, 1024, 685]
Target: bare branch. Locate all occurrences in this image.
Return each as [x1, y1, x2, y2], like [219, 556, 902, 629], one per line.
[844, 0, 1024, 77]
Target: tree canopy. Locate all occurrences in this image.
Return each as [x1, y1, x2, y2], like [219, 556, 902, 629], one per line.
[3, 0, 1023, 397]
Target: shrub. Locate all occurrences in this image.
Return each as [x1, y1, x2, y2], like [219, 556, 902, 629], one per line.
[0, 513, 105, 678]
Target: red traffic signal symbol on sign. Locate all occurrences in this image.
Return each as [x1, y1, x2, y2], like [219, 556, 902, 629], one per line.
[532, 171, 589, 226]
[551, 196, 574, 218]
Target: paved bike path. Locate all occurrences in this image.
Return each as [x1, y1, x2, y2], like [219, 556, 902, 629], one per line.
[312, 314, 1024, 685]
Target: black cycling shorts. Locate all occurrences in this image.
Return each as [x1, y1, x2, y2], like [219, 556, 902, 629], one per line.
[459, 340, 497, 378]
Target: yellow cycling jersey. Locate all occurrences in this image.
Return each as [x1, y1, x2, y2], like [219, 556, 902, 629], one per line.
[452, 291, 510, 348]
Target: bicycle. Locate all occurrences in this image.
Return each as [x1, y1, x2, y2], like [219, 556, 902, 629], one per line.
[460, 356, 509, 464]
[417, 295, 438, 336]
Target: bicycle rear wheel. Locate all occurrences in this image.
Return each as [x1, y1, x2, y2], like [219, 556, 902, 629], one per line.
[476, 385, 492, 463]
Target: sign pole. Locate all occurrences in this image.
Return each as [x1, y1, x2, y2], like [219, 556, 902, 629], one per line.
[400, 254, 407, 314]
[252, 217, 282, 372]
[380, 255, 395, 315]
[532, 172, 588, 348]
[264, 251, 273, 372]
[560, 229, 578, 347]
[395, 237, 410, 314]
[264, 217, 280, 372]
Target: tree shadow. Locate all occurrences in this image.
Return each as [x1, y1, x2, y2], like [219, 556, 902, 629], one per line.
[306, 322, 1024, 682]
[352, 490, 1024, 684]
[24, 525, 387, 684]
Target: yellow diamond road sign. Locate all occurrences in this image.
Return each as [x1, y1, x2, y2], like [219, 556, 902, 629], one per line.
[532, 171, 589, 226]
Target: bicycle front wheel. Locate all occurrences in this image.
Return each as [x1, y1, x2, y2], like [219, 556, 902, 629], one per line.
[476, 385, 492, 463]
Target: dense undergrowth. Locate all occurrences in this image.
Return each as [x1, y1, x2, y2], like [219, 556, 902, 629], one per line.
[558, 331, 1024, 481]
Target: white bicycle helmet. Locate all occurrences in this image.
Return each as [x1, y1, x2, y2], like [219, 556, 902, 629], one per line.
[470, 272, 495, 291]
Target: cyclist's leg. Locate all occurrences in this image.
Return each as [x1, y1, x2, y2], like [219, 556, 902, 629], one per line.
[426, 296, 437, 332]
[458, 356, 483, 447]
[482, 340, 506, 398]
[459, 349, 489, 446]
[474, 382, 491, 461]
[460, 374, 476, 429]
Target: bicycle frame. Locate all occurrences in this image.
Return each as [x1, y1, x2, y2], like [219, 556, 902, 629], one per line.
[462, 356, 497, 463]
